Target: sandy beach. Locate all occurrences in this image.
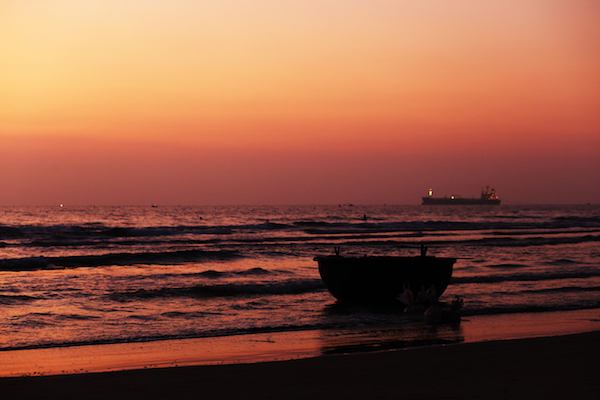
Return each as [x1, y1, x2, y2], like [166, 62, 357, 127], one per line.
[2, 330, 598, 400]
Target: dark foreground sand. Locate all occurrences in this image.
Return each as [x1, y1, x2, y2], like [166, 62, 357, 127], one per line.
[2, 331, 598, 400]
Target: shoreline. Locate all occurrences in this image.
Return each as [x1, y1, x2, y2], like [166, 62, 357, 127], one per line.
[1, 330, 599, 399]
[1, 308, 599, 378]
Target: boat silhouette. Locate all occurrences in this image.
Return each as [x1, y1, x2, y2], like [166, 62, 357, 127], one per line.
[422, 186, 501, 205]
[315, 246, 456, 304]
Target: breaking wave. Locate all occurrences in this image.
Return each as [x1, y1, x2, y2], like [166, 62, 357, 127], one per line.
[0, 250, 240, 271]
[108, 278, 325, 302]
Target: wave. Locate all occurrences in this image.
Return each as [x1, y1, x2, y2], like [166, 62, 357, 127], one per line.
[0, 225, 24, 239]
[235, 267, 272, 276]
[0, 294, 37, 304]
[0, 249, 240, 271]
[553, 215, 600, 225]
[108, 279, 325, 302]
[483, 263, 530, 269]
[523, 285, 600, 294]
[55, 314, 101, 321]
[0, 321, 329, 352]
[452, 270, 600, 284]
[198, 269, 227, 278]
[0, 223, 234, 243]
[461, 303, 600, 317]
[99, 267, 282, 282]
[2, 211, 599, 243]
[471, 234, 600, 247]
[160, 311, 223, 319]
[318, 233, 600, 250]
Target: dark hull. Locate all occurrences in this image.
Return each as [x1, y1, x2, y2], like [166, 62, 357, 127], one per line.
[422, 197, 501, 205]
[315, 255, 455, 303]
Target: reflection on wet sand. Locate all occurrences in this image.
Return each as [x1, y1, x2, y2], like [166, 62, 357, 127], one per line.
[318, 302, 464, 355]
[319, 324, 464, 355]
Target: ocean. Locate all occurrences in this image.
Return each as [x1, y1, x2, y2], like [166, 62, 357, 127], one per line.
[1, 204, 599, 358]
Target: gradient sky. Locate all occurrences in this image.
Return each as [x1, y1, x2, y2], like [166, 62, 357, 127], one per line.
[1, 0, 599, 205]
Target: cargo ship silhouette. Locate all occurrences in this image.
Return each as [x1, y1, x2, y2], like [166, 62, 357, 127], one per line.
[422, 186, 501, 205]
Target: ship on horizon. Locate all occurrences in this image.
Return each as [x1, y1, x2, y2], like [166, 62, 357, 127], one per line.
[422, 186, 501, 205]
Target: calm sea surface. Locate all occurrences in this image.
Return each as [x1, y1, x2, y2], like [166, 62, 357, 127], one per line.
[1, 205, 599, 351]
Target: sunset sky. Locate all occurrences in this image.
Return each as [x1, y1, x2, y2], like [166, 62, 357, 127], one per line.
[1, 0, 599, 205]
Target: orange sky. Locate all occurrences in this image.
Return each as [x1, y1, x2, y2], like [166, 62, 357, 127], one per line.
[1, 1, 599, 205]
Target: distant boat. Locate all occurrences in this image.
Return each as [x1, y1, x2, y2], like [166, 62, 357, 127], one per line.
[314, 246, 456, 304]
[422, 186, 501, 205]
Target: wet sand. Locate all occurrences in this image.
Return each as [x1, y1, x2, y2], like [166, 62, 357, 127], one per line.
[3, 308, 599, 378]
[2, 331, 598, 400]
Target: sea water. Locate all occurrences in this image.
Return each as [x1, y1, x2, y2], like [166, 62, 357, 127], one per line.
[1, 205, 599, 353]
